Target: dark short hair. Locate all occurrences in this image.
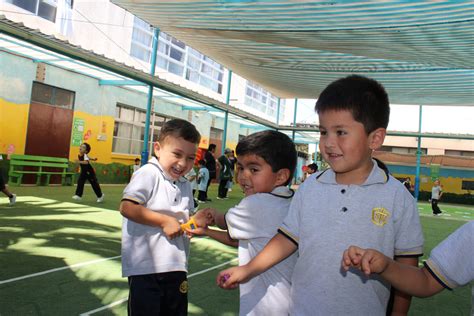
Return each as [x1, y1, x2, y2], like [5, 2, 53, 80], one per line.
[307, 163, 318, 172]
[315, 75, 390, 133]
[82, 142, 91, 154]
[236, 130, 297, 186]
[208, 144, 216, 151]
[198, 159, 206, 165]
[158, 119, 201, 144]
[134, 158, 140, 162]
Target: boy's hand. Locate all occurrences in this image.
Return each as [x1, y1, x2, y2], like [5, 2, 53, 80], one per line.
[184, 226, 208, 237]
[162, 217, 183, 239]
[342, 246, 390, 276]
[194, 208, 217, 227]
[216, 266, 251, 290]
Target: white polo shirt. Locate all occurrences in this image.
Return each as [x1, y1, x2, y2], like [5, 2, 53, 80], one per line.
[226, 186, 297, 316]
[121, 157, 193, 277]
[279, 160, 424, 315]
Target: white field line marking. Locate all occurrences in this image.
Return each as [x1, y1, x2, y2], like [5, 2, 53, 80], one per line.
[79, 258, 238, 316]
[0, 256, 121, 285]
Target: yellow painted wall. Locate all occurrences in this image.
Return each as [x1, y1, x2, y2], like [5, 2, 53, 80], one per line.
[0, 98, 29, 155]
[68, 111, 116, 164]
[394, 173, 473, 194]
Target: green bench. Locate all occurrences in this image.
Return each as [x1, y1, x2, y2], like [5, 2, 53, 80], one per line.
[8, 154, 75, 186]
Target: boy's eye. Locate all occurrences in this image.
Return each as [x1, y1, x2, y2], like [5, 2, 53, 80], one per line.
[320, 130, 327, 136]
[336, 130, 347, 136]
[250, 168, 259, 173]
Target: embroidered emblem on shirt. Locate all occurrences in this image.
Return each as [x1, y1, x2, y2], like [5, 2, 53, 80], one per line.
[179, 280, 188, 293]
[371, 207, 390, 226]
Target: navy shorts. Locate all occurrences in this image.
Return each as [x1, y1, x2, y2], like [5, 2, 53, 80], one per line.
[0, 171, 5, 191]
[127, 271, 188, 316]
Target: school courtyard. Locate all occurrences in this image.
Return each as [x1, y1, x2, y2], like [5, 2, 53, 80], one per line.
[0, 184, 472, 315]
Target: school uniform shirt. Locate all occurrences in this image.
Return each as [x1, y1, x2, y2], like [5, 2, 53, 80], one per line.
[121, 157, 194, 277]
[226, 186, 297, 316]
[431, 185, 442, 200]
[198, 167, 209, 192]
[424, 221, 473, 314]
[279, 160, 424, 315]
[185, 168, 198, 191]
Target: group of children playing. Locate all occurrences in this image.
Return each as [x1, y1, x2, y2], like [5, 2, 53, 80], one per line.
[116, 75, 471, 315]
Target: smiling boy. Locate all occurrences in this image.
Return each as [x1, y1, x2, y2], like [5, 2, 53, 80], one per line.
[218, 75, 424, 315]
[120, 119, 207, 315]
[191, 130, 298, 315]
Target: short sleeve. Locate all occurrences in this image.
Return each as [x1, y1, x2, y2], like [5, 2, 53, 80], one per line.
[393, 188, 424, 256]
[226, 196, 270, 240]
[425, 221, 474, 289]
[279, 187, 303, 245]
[122, 165, 158, 205]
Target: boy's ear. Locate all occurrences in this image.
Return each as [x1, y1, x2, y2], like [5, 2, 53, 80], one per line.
[153, 142, 161, 157]
[368, 128, 386, 151]
[275, 168, 291, 186]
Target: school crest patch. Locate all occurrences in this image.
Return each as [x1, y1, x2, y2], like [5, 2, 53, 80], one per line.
[371, 207, 390, 226]
[179, 280, 188, 293]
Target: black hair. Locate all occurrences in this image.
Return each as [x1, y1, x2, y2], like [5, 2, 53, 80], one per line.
[82, 142, 91, 154]
[158, 119, 201, 144]
[307, 163, 318, 172]
[198, 159, 206, 166]
[315, 75, 390, 134]
[134, 158, 140, 162]
[208, 144, 216, 151]
[236, 130, 297, 186]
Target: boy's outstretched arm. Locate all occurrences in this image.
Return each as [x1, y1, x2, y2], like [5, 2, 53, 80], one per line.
[342, 246, 444, 298]
[217, 233, 297, 289]
[120, 200, 183, 239]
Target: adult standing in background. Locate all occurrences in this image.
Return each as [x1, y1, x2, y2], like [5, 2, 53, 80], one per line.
[217, 148, 233, 199]
[204, 144, 217, 201]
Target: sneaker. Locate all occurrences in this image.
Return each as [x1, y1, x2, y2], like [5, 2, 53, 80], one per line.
[97, 194, 105, 203]
[216, 197, 224, 200]
[197, 200, 206, 204]
[9, 194, 16, 206]
[72, 195, 82, 201]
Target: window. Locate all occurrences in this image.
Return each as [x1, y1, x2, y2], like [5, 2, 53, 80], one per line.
[445, 150, 474, 157]
[461, 180, 474, 190]
[130, 17, 154, 62]
[129, 21, 224, 94]
[210, 127, 223, 140]
[113, 104, 170, 155]
[31, 82, 75, 109]
[379, 146, 427, 155]
[244, 81, 282, 120]
[10, 0, 57, 22]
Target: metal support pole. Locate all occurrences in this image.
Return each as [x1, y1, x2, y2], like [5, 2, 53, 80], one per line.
[292, 98, 298, 141]
[141, 28, 160, 165]
[276, 98, 281, 130]
[414, 105, 423, 200]
[221, 70, 232, 154]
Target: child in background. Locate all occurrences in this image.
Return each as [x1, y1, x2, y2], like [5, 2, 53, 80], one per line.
[0, 154, 16, 206]
[197, 159, 209, 203]
[119, 119, 210, 316]
[218, 75, 424, 315]
[191, 130, 298, 316]
[133, 158, 141, 174]
[184, 165, 199, 213]
[431, 179, 443, 215]
[72, 142, 104, 203]
[342, 221, 473, 314]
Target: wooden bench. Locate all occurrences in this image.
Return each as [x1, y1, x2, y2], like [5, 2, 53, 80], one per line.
[8, 154, 75, 186]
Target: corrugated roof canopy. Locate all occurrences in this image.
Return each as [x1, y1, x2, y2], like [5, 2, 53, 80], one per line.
[112, 1, 474, 106]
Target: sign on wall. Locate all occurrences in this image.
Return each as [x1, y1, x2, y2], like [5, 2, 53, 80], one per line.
[71, 118, 85, 146]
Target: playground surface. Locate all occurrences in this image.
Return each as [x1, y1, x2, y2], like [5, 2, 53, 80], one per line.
[1, 185, 472, 315]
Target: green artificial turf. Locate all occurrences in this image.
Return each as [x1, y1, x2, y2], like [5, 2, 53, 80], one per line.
[0, 184, 471, 315]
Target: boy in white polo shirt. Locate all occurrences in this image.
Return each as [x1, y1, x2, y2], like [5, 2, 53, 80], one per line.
[218, 75, 424, 315]
[120, 118, 209, 316]
[190, 130, 298, 315]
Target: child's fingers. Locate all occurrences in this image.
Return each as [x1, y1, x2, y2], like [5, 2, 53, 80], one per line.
[341, 249, 352, 271]
[347, 246, 364, 264]
[360, 252, 374, 275]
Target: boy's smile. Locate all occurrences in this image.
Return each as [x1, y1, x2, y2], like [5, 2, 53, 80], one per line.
[154, 136, 197, 180]
[319, 109, 384, 184]
[237, 154, 281, 196]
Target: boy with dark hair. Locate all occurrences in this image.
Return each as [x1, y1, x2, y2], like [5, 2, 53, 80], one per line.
[218, 75, 424, 315]
[342, 221, 473, 314]
[72, 142, 104, 203]
[204, 143, 217, 200]
[120, 118, 210, 315]
[191, 130, 297, 315]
